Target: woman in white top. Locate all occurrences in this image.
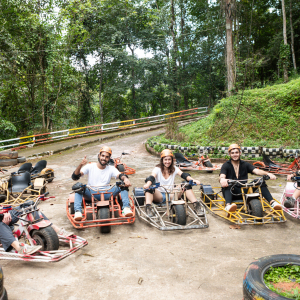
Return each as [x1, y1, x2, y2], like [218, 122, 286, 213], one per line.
[143, 149, 204, 217]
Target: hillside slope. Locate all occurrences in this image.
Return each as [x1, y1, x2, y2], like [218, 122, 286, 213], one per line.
[175, 77, 300, 148]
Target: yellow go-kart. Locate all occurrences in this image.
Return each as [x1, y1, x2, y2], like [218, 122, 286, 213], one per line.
[199, 176, 286, 225]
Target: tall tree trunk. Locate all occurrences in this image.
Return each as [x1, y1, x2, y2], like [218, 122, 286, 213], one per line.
[289, 0, 297, 73]
[281, 0, 288, 82]
[99, 52, 104, 123]
[170, 0, 179, 111]
[225, 0, 235, 95]
[128, 46, 136, 117]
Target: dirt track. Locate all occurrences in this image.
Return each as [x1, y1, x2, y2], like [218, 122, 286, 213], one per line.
[2, 128, 298, 300]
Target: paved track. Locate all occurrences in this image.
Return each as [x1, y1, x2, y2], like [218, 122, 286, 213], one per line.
[2, 128, 297, 300]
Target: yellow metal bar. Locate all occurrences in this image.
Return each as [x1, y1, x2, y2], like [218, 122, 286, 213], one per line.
[120, 119, 135, 123]
[69, 126, 88, 131]
[20, 135, 35, 140]
[119, 124, 134, 128]
[19, 140, 34, 145]
[68, 131, 87, 136]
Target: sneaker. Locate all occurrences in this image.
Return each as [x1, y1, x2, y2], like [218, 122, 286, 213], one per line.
[18, 243, 42, 255]
[225, 203, 237, 213]
[57, 228, 74, 237]
[122, 207, 133, 217]
[193, 201, 205, 216]
[74, 211, 83, 221]
[284, 197, 296, 209]
[145, 204, 155, 218]
[271, 200, 282, 210]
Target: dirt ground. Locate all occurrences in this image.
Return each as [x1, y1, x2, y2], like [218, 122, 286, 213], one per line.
[2, 129, 299, 300]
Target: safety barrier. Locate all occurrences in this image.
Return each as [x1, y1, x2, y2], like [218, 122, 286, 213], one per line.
[0, 107, 208, 151]
[147, 141, 300, 159]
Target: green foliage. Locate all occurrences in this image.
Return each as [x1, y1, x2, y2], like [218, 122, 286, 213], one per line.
[264, 264, 300, 299]
[0, 119, 17, 140]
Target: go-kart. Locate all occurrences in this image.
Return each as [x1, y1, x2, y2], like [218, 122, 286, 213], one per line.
[199, 176, 286, 225]
[133, 181, 208, 231]
[0, 198, 87, 262]
[18, 160, 55, 183]
[108, 152, 136, 175]
[0, 171, 49, 207]
[175, 151, 221, 173]
[280, 175, 300, 219]
[253, 153, 300, 175]
[67, 182, 135, 233]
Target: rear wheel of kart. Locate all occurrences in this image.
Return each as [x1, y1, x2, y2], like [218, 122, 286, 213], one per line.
[116, 164, 125, 172]
[249, 199, 263, 218]
[204, 160, 213, 173]
[0, 159, 18, 167]
[45, 171, 54, 183]
[69, 202, 75, 215]
[172, 204, 186, 225]
[98, 207, 111, 234]
[31, 227, 59, 251]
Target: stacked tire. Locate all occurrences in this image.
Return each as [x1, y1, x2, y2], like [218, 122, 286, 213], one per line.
[0, 151, 26, 167]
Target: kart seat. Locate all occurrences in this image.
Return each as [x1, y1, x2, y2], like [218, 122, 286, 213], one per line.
[108, 159, 115, 166]
[262, 154, 281, 168]
[9, 171, 32, 193]
[18, 163, 32, 174]
[174, 153, 193, 166]
[31, 160, 47, 174]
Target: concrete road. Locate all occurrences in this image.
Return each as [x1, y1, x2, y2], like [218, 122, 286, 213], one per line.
[2, 129, 297, 300]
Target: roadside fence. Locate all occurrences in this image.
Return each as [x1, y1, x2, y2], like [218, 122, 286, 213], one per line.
[0, 107, 208, 151]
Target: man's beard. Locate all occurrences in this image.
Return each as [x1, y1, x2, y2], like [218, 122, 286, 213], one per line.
[98, 156, 108, 166]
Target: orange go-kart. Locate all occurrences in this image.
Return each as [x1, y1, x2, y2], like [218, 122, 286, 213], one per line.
[67, 182, 135, 233]
[109, 152, 136, 175]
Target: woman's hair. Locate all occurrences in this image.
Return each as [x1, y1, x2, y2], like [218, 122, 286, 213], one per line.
[156, 156, 175, 175]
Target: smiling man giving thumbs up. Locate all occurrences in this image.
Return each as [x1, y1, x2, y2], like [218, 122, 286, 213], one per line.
[71, 146, 133, 221]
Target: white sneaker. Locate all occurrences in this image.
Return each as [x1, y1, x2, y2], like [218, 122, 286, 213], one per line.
[225, 203, 237, 213]
[122, 207, 133, 217]
[57, 228, 74, 237]
[74, 211, 83, 221]
[18, 243, 42, 255]
[271, 201, 282, 210]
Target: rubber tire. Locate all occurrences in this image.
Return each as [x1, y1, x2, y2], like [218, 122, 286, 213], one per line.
[70, 202, 75, 214]
[117, 164, 125, 172]
[0, 151, 18, 159]
[172, 204, 186, 225]
[97, 207, 111, 234]
[249, 199, 263, 218]
[243, 254, 300, 300]
[0, 159, 18, 167]
[44, 171, 54, 183]
[17, 156, 26, 163]
[135, 197, 144, 206]
[204, 160, 214, 173]
[31, 227, 59, 251]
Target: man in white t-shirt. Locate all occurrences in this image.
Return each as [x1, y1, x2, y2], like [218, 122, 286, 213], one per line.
[72, 146, 133, 220]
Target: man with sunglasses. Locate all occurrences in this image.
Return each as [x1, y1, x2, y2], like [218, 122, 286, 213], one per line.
[219, 144, 281, 213]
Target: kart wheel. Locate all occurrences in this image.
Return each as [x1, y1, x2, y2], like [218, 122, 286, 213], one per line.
[172, 204, 186, 225]
[204, 160, 213, 173]
[116, 164, 125, 172]
[69, 202, 75, 215]
[45, 171, 54, 183]
[31, 227, 59, 251]
[97, 207, 111, 234]
[249, 199, 263, 218]
[17, 156, 26, 163]
[243, 254, 300, 300]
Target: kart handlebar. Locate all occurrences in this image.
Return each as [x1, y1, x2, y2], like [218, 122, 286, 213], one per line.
[228, 175, 269, 187]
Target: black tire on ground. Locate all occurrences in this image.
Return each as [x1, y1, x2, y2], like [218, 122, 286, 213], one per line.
[204, 160, 214, 173]
[97, 207, 111, 234]
[17, 156, 26, 163]
[243, 254, 300, 300]
[133, 188, 145, 206]
[69, 202, 75, 214]
[116, 164, 125, 172]
[45, 171, 54, 183]
[0, 159, 18, 167]
[31, 227, 59, 251]
[249, 199, 263, 218]
[172, 204, 186, 225]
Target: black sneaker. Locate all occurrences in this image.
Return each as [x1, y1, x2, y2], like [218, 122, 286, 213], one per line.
[193, 201, 204, 216]
[145, 204, 155, 218]
[284, 197, 296, 208]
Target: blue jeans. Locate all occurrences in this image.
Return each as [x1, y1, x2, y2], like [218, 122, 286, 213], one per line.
[74, 186, 130, 213]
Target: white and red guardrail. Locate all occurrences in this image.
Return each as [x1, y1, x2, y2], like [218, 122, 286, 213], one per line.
[0, 107, 208, 151]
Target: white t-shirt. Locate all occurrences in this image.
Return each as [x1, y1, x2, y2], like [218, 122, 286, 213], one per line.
[81, 163, 120, 188]
[153, 166, 180, 193]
